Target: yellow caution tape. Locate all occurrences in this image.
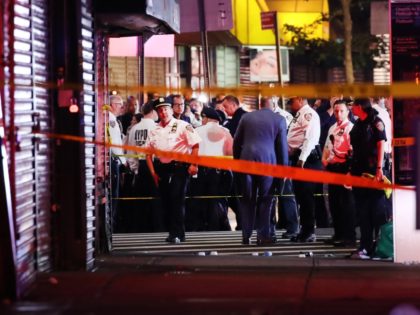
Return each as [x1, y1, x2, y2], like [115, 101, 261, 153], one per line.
[10, 81, 420, 98]
[34, 131, 413, 192]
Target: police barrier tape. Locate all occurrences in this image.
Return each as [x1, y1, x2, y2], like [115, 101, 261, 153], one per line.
[109, 82, 420, 99]
[5, 81, 420, 98]
[34, 131, 414, 192]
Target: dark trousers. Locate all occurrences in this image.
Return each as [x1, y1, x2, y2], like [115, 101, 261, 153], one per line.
[155, 162, 190, 239]
[186, 167, 231, 231]
[291, 157, 323, 235]
[227, 172, 242, 230]
[239, 174, 275, 240]
[132, 160, 164, 232]
[353, 187, 388, 254]
[111, 157, 121, 233]
[327, 163, 356, 241]
[276, 177, 299, 234]
[119, 170, 135, 233]
[314, 182, 330, 227]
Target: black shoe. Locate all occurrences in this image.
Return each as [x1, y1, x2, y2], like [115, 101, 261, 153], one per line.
[165, 236, 185, 243]
[256, 237, 276, 246]
[281, 232, 298, 239]
[291, 233, 316, 243]
[242, 238, 251, 245]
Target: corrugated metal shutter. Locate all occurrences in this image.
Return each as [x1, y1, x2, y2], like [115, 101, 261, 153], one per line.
[32, 0, 52, 273]
[80, 0, 96, 270]
[3, 0, 52, 294]
[145, 57, 165, 91]
[108, 56, 139, 100]
[216, 46, 238, 88]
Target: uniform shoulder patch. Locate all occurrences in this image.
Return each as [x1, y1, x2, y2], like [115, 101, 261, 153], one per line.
[304, 113, 312, 121]
[186, 124, 194, 132]
[376, 121, 385, 132]
[110, 120, 115, 128]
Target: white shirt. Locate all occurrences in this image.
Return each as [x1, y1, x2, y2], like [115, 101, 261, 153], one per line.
[324, 119, 353, 164]
[195, 122, 233, 156]
[373, 104, 392, 154]
[274, 105, 294, 127]
[287, 104, 320, 162]
[126, 118, 156, 173]
[108, 111, 126, 164]
[147, 118, 201, 163]
[188, 112, 202, 128]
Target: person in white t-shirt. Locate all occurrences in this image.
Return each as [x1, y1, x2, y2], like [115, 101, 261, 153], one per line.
[188, 107, 233, 231]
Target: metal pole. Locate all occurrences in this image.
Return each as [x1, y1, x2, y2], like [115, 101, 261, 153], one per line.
[273, 12, 286, 108]
[138, 36, 144, 105]
[274, 12, 283, 86]
[198, 0, 211, 90]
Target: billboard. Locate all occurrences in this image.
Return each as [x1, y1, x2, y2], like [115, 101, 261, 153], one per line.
[249, 47, 289, 83]
[391, 1, 420, 186]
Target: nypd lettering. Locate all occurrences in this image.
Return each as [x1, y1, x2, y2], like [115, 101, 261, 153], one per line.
[134, 129, 148, 147]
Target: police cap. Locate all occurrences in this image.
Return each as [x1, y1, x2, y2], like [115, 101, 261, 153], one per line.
[201, 106, 221, 123]
[153, 97, 172, 109]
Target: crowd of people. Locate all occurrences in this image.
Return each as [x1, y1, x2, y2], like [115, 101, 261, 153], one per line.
[106, 92, 392, 259]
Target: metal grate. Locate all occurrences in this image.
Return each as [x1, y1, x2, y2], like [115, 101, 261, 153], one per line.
[80, 0, 96, 270]
[3, 0, 52, 295]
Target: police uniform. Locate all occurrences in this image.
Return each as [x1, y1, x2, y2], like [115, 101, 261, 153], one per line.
[126, 118, 164, 232]
[324, 119, 356, 245]
[192, 107, 233, 231]
[147, 104, 201, 242]
[350, 112, 388, 255]
[287, 104, 322, 242]
[372, 104, 393, 220]
[233, 108, 288, 245]
[108, 111, 126, 232]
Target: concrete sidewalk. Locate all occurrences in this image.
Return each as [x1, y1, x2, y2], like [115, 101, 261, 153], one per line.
[2, 255, 420, 314]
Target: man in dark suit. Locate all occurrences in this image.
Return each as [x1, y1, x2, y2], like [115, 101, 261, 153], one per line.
[221, 95, 247, 230]
[233, 97, 289, 245]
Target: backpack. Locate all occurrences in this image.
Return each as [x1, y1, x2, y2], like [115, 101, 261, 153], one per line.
[374, 221, 393, 259]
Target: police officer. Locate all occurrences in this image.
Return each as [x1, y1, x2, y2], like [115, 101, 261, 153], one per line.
[146, 97, 201, 243]
[193, 106, 233, 231]
[107, 95, 126, 232]
[349, 98, 388, 259]
[233, 97, 288, 245]
[287, 96, 322, 242]
[322, 100, 356, 246]
[126, 101, 163, 232]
